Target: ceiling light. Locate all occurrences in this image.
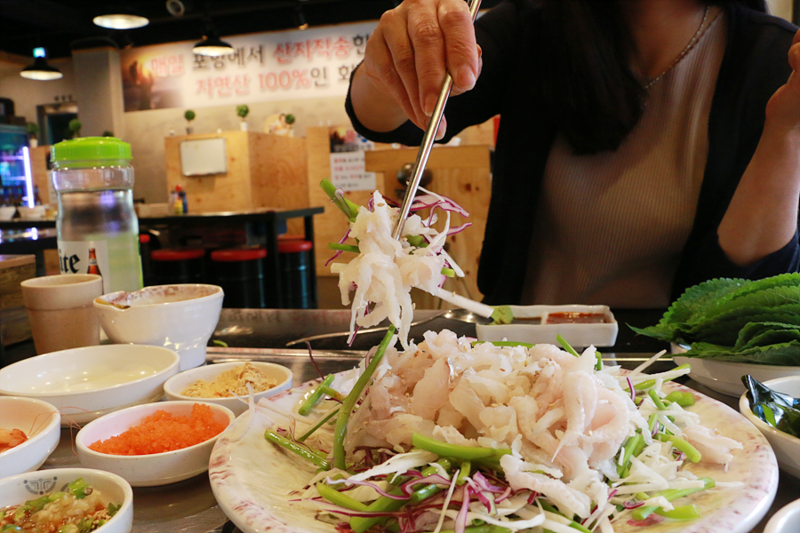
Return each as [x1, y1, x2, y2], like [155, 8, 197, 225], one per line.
[20, 48, 63, 81]
[93, 13, 149, 29]
[193, 24, 234, 57]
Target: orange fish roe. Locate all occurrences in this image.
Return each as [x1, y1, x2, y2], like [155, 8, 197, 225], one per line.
[89, 403, 227, 455]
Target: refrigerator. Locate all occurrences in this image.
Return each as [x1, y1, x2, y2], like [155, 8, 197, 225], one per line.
[0, 124, 33, 207]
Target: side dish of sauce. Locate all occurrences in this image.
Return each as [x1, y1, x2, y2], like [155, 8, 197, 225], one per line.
[511, 317, 542, 325]
[544, 312, 608, 324]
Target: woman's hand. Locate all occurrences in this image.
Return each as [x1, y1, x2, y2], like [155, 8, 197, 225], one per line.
[765, 29, 800, 132]
[350, 0, 482, 136]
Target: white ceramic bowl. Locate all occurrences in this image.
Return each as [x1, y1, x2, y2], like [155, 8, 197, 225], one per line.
[0, 467, 133, 533]
[75, 401, 234, 487]
[0, 345, 180, 426]
[94, 284, 224, 371]
[0, 396, 61, 479]
[674, 351, 800, 398]
[476, 305, 618, 347]
[766, 497, 800, 533]
[163, 362, 293, 417]
[17, 205, 47, 220]
[739, 375, 800, 480]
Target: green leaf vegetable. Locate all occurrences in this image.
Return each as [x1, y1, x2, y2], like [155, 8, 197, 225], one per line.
[630, 273, 800, 365]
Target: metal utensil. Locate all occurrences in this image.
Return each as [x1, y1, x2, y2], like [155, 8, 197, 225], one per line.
[285, 308, 491, 347]
[392, 0, 483, 240]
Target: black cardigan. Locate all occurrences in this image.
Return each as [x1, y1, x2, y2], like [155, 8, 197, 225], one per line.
[346, 0, 800, 305]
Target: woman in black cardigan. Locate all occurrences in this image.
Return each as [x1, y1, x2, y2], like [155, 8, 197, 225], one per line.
[346, 0, 800, 306]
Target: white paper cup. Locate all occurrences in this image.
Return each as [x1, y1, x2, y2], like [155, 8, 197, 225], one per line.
[21, 274, 103, 354]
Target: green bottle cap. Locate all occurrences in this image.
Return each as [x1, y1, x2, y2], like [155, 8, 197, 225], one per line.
[50, 137, 132, 163]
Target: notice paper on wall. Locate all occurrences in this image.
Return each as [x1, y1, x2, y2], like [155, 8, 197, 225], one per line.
[329, 151, 376, 192]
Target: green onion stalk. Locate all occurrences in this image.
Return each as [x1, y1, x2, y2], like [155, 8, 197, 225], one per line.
[333, 325, 396, 469]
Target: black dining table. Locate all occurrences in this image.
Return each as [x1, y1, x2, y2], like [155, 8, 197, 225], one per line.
[0, 206, 324, 308]
[2, 308, 798, 533]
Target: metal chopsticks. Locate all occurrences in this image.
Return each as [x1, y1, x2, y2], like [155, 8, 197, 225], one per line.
[391, 0, 483, 240]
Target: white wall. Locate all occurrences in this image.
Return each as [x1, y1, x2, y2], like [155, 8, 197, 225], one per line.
[72, 48, 125, 138]
[123, 96, 351, 203]
[767, 0, 793, 21]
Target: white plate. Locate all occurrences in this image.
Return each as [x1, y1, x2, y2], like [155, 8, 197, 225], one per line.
[209, 375, 779, 533]
[765, 497, 800, 533]
[0, 468, 133, 533]
[476, 305, 618, 347]
[673, 353, 800, 398]
[163, 362, 293, 417]
[0, 344, 180, 425]
[76, 401, 235, 487]
[0, 396, 61, 479]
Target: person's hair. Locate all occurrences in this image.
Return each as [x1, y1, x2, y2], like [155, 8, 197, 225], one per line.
[536, 0, 767, 155]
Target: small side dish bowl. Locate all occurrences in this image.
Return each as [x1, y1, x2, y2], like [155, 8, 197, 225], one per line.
[75, 401, 235, 487]
[675, 351, 800, 398]
[739, 375, 800, 480]
[0, 205, 16, 221]
[94, 284, 224, 371]
[16, 205, 47, 220]
[0, 396, 61, 479]
[0, 344, 180, 426]
[476, 305, 618, 347]
[0, 467, 133, 533]
[163, 362, 293, 417]
[765, 497, 800, 533]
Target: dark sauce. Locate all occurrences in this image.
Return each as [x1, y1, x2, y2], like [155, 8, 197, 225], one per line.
[544, 312, 608, 324]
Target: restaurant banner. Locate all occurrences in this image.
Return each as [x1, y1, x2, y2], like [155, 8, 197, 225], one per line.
[120, 21, 377, 112]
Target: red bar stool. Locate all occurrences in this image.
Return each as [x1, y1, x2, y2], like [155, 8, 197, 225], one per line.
[210, 247, 267, 308]
[150, 248, 206, 286]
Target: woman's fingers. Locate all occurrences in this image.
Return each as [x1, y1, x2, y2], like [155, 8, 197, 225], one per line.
[356, 0, 480, 132]
[363, 27, 425, 129]
[439, 1, 480, 95]
[383, 9, 429, 127]
[451, 44, 482, 97]
[406, 3, 449, 116]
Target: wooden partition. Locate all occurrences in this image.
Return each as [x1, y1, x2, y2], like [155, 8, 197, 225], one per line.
[165, 131, 308, 233]
[305, 126, 388, 279]
[306, 124, 492, 307]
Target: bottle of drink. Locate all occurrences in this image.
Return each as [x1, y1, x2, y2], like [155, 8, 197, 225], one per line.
[170, 184, 188, 214]
[87, 247, 102, 276]
[51, 137, 143, 294]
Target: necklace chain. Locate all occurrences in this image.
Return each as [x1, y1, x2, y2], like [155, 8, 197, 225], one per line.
[643, 5, 710, 90]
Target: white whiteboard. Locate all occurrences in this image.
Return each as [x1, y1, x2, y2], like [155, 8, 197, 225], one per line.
[180, 138, 227, 176]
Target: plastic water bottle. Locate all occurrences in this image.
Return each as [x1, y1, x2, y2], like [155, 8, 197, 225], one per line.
[51, 137, 143, 294]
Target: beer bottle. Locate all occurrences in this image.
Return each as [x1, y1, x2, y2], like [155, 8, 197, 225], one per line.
[87, 248, 102, 276]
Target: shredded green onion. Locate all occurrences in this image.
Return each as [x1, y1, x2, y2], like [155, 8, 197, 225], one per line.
[299, 375, 336, 416]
